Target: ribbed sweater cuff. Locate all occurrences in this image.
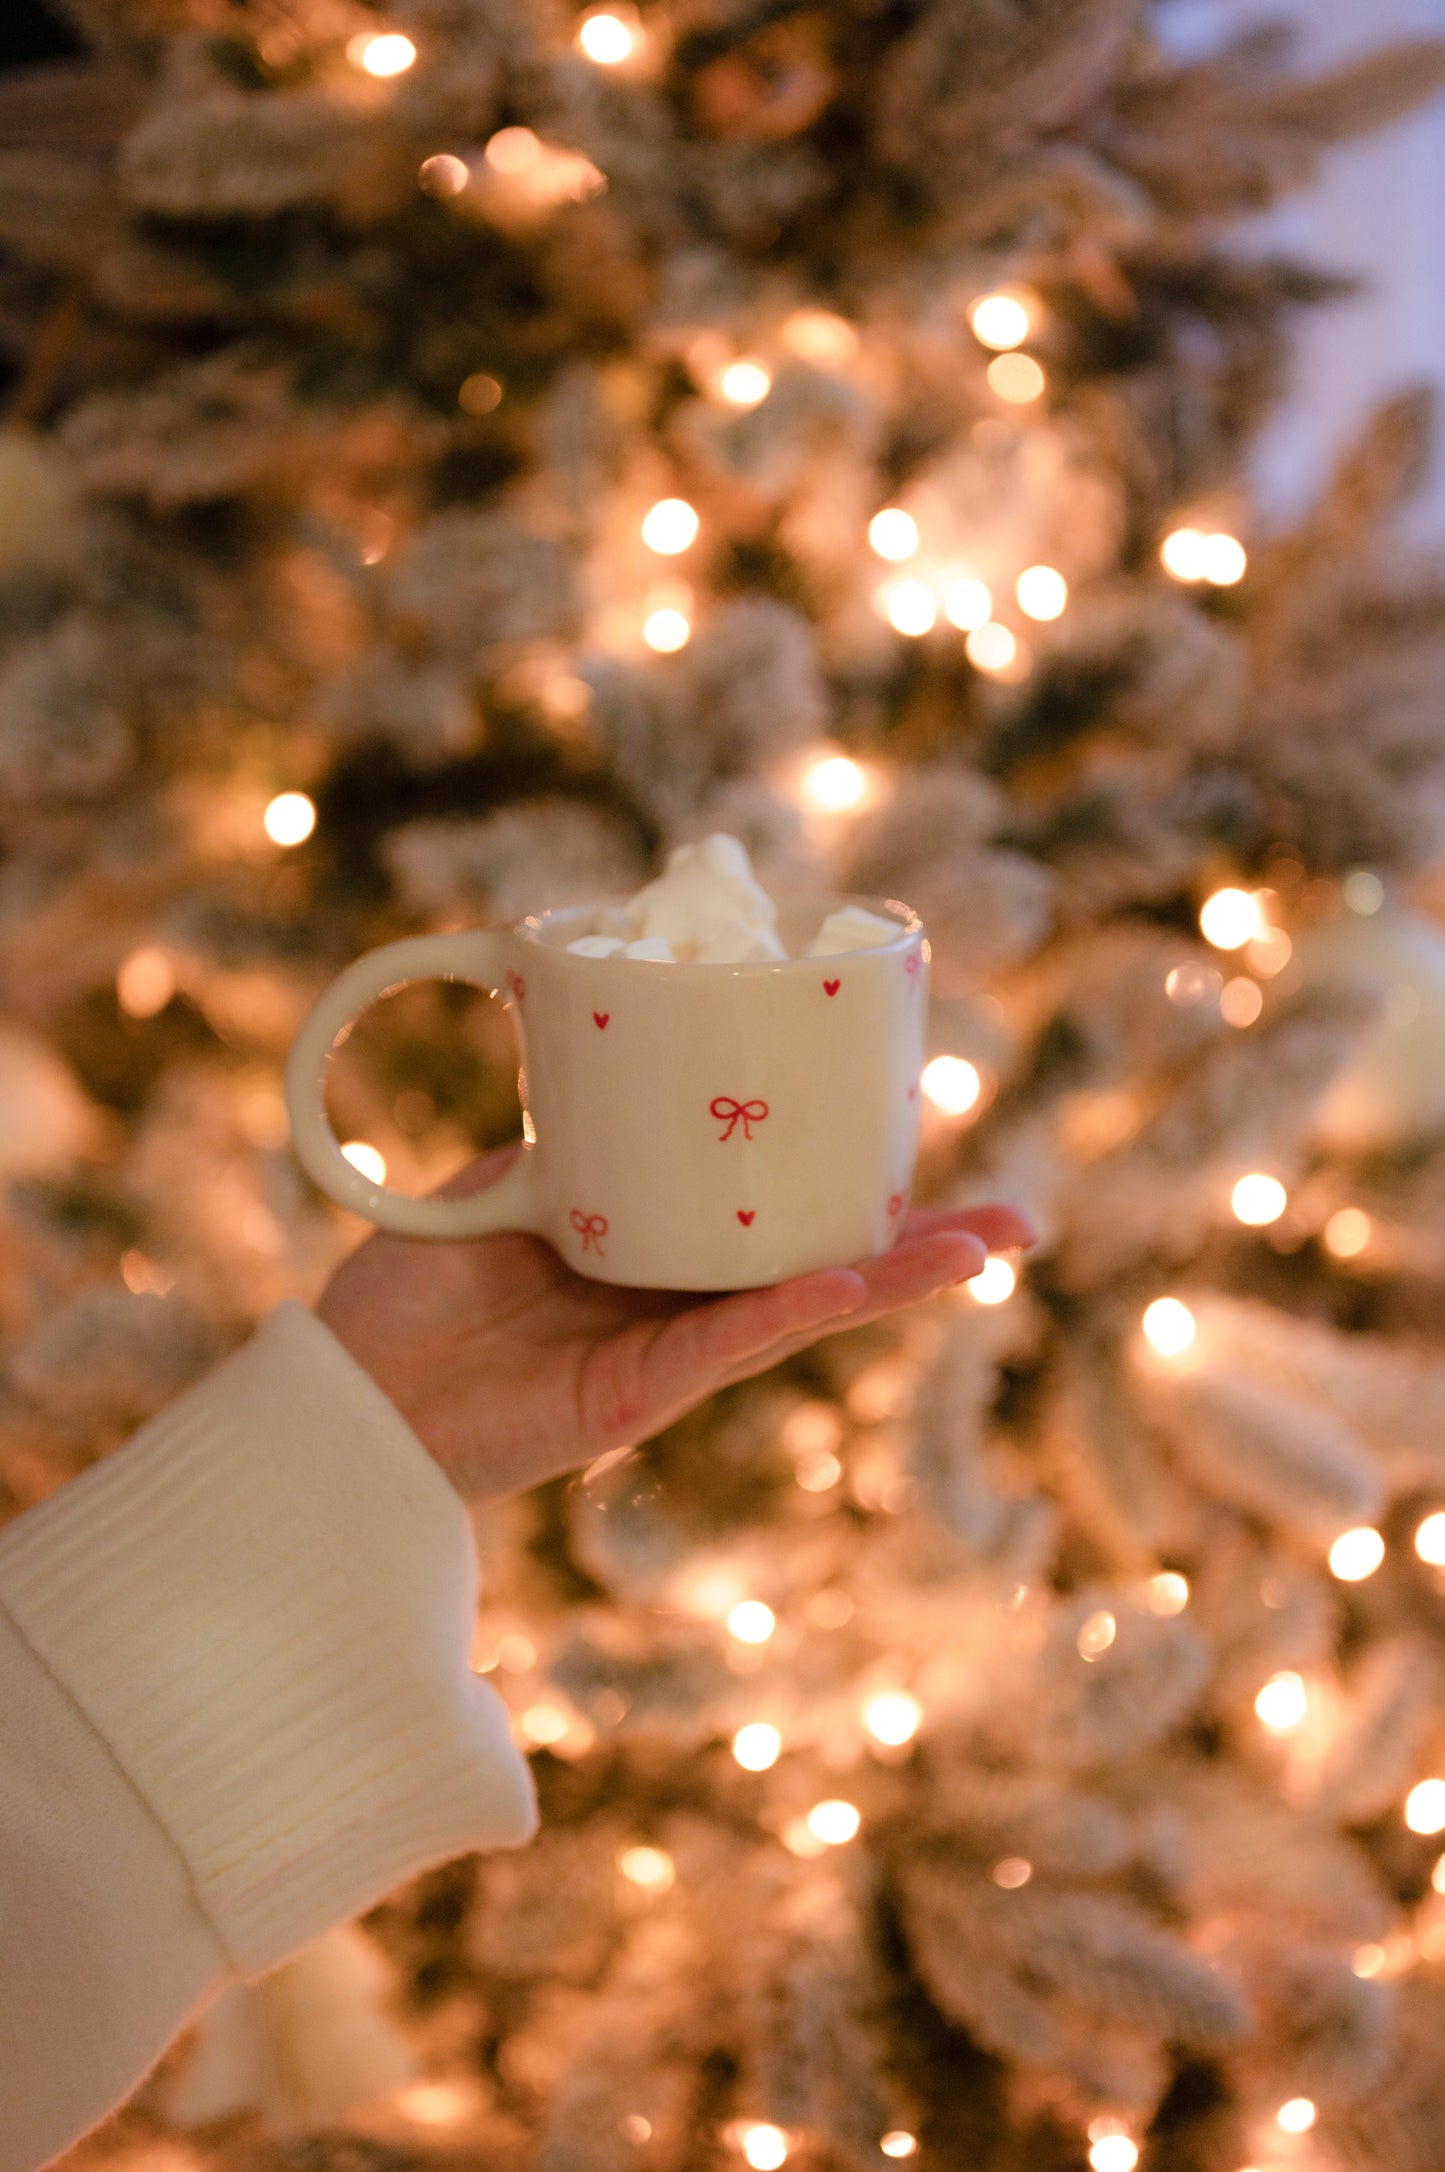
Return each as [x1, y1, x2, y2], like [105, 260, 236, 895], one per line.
[0, 1302, 536, 1978]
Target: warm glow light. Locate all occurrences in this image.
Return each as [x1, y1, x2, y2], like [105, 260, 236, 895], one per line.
[733, 1722, 781, 1771]
[943, 575, 992, 630]
[619, 1844, 676, 1890]
[991, 1855, 1032, 1888]
[782, 310, 859, 366]
[340, 1141, 387, 1185]
[644, 607, 691, 652]
[1200, 533, 1247, 585]
[880, 2137, 918, 2161]
[719, 359, 772, 406]
[1146, 1571, 1190, 1616]
[264, 791, 316, 846]
[1142, 1298, 1196, 1357]
[921, 1055, 982, 1115]
[394, 2080, 476, 2126]
[869, 508, 920, 561]
[969, 1257, 1017, 1306]
[796, 1448, 842, 1492]
[1276, 2100, 1316, 2136]
[485, 126, 539, 174]
[621, 2114, 653, 2143]
[801, 753, 868, 814]
[970, 293, 1031, 349]
[1220, 977, 1263, 1028]
[728, 1600, 777, 1644]
[519, 1702, 569, 1745]
[740, 2125, 788, 2170]
[1089, 2140, 1139, 2172]
[1256, 1670, 1307, 1734]
[965, 622, 1018, 673]
[577, 11, 636, 63]
[1160, 528, 1206, 580]
[883, 579, 936, 636]
[1329, 1526, 1385, 1582]
[1077, 1609, 1117, 1660]
[419, 153, 469, 196]
[1415, 1512, 1445, 1566]
[117, 946, 176, 1020]
[863, 1690, 921, 1746]
[1232, 1174, 1287, 1227]
[1352, 1943, 1387, 1979]
[642, 498, 699, 554]
[1344, 869, 1386, 916]
[1016, 565, 1068, 620]
[1199, 888, 1261, 949]
[1434, 1852, 1445, 1892]
[988, 353, 1046, 403]
[458, 371, 503, 414]
[1165, 962, 1221, 1008]
[349, 31, 417, 75]
[806, 1798, 861, 1845]
[1247, 927, 1293, 977]
[1405, 1778, 1445, 1834]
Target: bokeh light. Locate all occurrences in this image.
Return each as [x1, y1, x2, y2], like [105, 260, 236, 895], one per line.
[740, 2125, 788, 2170]
[1146, 1571, 1190, 1616]
[733, 1722, 782, 1771]
[943, 575, 992, 630]
[969, 1257, 1017, 1306]
[1219, 977, 1263, 1028]
[1415, 1511, 1445, 1566]
[800, 752, 868, 813]
[1077, 1609, 1117, 1660]
[719, 359, 772, 406]
[805, 1798, 861, 1845]
[969, 293, 1031, 349]
[1405, 1778, 1445, 1834]
[965, 622, 1018, 672]
[264, 791, 316, 846]
[1142, 1298, 1196, 1356]
[643, 606, 691, 652]
[117, 946, 176, 1020]
[1255, 1670, 1307, 1733]
[349, 31, 417, 74]
[869, 508, 919, 560]
[987, 353, 1046, 403]
[1329, 1526, 1385, 1582]
[618, 1844, 675, 1890]
[727, 1600, 776, 1644]
[1016, 565, 1068, 620]
[862, 1689, 921, 1745]
[340, 1140, 386, 1185]
[641, 497, 699, 553]
[1231, 1174, 1287, 1226]
[1199, 888, 1261, 949]
[577, 11, 636, 62]
[1276, 2100, 1316, 2136]
[419, 153, 469, 196]
[883, 579, 936, 635]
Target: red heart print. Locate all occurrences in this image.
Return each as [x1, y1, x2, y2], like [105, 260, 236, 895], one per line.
[593, 1011, 609, 1030]
[506, 970, 526, 1002]
[888, 1193, 905, 1218]
[823, 978, 841, 997]
[737, 1209, 756, 1227]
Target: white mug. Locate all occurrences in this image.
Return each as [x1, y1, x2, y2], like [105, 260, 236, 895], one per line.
[285, 895, 929, 1290]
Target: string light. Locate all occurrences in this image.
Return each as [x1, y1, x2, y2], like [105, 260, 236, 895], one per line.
[733, 1722, 782, 1771]
[719, 359, 772, 406]
[1199, 533, 1247, 585]
[988, 353, 1046, 402]
[485, 127, 538, 174]
[800, 752, 868, 813]
[739, 2125, 789, 2170]
[519, 1702, 570, 1745]
[782, 310, 859, 365]
[340, 1141, 387, 1185]
[965, 622, 1018, 672]
[117, 946, 176, 1019]
[1231, 1174, 1286, 1226]
[1161, 528, 1206, 580]
[1016, 565, 1067, 620]
[796, 1448, 842, 1492]
[1146, 1571, 1190, 1616]
[943, 575, 992, 630]
[1276, 2100, 1316, 2136]
[1077, 1609, 1117, 1660]
[1405, 1778, 1445, 1834]
[1247, 927, 1292, 977]
[348, 31, 417, 75]
[969, 293, 1031, 349]
[920, 1055, 981, 1114]
[641, 497, 699, 553]
[1088, 2137, 1139, 2172]
[805, 1799, 861, 1845]
[969, 1257, 1017, 1306]
[1142, 1298, 1196, 1356]
[1352, 1942, 1388, 1979]
[869, 509, 919, 560]
[576, 10, 637, 63]
[458, 371, 503, 414]
[418, 153, 469, 196]
[1344, 869, 1385, 916]
[882, 579, 936, 635]
[264, 790, 316, 846]
[1255, 1670, 1307, 1734]
[1415, 1511, 1445, 1565]
[1329, 1526, 1385, 1582]
[644, 605, 691, 652]
[1199, 888, 1261, 949]
[862, 1690, 921, 1746]
[618, 1844, 676, 1890]
[728, 1600, 776, 1644]
[1219, 978, 1263, 1028]
[991, 1856, 1032, 1888]
[880, 2136, 918, 2160]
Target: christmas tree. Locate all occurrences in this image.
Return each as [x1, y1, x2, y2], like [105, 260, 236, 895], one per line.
[5, 3, 1445, 2168]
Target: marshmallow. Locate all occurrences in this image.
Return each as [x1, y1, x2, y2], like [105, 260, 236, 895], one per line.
[566, 934, 626, 957]
[804, 905, 901, 957]
[625, 834, 779, 959]
[623, 936, 676, 962]
[695, 920, 789, 964]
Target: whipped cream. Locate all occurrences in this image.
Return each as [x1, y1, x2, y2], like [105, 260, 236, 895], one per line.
[564, 834, 901, 963]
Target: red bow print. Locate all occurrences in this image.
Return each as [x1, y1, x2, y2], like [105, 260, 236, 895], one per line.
[569, 1209, 608, 1255]
[711, 1095, 769, 1142]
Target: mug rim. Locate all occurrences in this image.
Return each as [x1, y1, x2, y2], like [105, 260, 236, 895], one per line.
[513, 891, 924, 971]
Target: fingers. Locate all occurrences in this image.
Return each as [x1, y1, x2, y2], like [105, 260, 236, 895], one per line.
[432, 1142, 523, 1201]
[898, 1202, 1037, 1252]
[648, 1267, 869, 1397]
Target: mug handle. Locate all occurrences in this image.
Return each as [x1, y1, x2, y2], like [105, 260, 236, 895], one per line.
[285, 932, 541, 1241]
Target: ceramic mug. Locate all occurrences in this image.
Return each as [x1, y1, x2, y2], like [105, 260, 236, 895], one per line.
[285, 894, 929, 1291]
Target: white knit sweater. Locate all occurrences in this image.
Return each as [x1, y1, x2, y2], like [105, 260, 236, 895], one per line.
[0, 1302, 537, 2172]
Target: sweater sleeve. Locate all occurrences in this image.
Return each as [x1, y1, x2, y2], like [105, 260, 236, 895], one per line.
[0, 1301, 537, 2172]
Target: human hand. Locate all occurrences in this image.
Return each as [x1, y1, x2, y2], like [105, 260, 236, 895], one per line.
[318, 1148, 1035, 1501]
